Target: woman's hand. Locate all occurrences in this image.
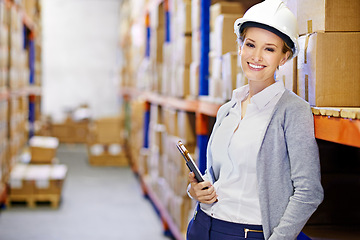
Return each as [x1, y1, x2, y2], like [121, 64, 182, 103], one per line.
[188, 172, 218, 204]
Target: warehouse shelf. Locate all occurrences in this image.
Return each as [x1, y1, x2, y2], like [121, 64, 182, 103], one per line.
[314, 115, 360, 148]
[197, 100, 221, 118]
[0, 184, 6, 203]
[26, 85, 42, 96]
[141, 175, 185, 240]
[120, 87, 360, 148]
[8, 86, 41, 98]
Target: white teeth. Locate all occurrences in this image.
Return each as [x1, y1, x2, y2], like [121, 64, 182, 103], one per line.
[249, 63, 264, 69]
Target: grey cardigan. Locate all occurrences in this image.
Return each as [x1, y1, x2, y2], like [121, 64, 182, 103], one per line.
[204, 90, 324, 240]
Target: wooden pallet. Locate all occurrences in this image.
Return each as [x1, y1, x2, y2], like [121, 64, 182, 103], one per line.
[6, 193, 61, 208]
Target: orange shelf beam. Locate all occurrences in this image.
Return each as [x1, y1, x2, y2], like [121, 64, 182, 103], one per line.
[197, 101, 221, 117]
[314, 115, 360, 148]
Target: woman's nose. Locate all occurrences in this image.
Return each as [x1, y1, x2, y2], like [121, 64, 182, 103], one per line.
[252, 49, 263, 62]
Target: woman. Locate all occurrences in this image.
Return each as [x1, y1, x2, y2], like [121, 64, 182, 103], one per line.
[186, 0, 323, 239]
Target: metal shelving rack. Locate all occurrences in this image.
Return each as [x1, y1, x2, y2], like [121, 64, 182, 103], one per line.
[119, 0, 360, 239]
[0, 0, 42, 206]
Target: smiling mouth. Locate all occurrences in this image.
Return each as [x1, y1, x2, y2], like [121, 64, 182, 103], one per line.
[248, 63, 265, 70]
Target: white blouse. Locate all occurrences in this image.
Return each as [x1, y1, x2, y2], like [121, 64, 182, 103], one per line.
[201, 81, 285, 225]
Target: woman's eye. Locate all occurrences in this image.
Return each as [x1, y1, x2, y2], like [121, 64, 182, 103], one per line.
[265, 47, 275, 52]
[245, 43, 255, 48]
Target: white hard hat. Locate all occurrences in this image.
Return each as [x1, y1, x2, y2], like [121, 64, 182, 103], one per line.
[234, 0, 299, 59]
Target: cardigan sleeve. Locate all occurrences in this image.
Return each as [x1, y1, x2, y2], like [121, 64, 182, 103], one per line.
[269, 100, 324, 240]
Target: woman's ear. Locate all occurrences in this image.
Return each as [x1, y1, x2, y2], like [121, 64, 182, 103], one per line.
[238, 44, 242, 56]
[279, 51, 291, 66]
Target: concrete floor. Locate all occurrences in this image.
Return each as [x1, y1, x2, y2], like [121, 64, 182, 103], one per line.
[0, 144, 171, 240]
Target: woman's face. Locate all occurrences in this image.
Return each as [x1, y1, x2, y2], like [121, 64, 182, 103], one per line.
[239, 27, 290, 84]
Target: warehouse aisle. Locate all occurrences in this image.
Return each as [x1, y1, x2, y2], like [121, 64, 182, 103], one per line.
[0, 144, 170, 240]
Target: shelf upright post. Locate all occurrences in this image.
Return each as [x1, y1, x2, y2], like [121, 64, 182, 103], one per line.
[196, 113, 209, 174]
[143, 101, 151, 149]
[164, 0, 170, 43]
[199, 0, 210, 96]
[145, 12, 151, 58]
[197, 0, 211, 174]
[26, 28, 36, 138]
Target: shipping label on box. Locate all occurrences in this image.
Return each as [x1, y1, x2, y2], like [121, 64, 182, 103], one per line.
[297, 0, 360, 35]
[298, 32, 360, 107]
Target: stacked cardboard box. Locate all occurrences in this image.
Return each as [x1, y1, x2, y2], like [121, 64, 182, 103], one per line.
[0, 1, 8, 93]
[189, 0, 200, 98]
[126, 99, 145, 172]
[161, 0, 192, 98]
[87, 116, 128, 166]
[294, 0, 360, 107]
[208, 1, 258, 102]
[50, 105, 91, 143]
[145, 105, 197, 233]
[7, 163, 67, 208]
[8, 96, 28, 171]
[0, 100, 8, 192]
[149, 2, 165, 93]
[29, 136, 59, 164]
[8, 5, 29, 90]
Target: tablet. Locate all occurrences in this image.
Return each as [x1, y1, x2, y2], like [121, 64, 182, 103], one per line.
[176, 140, 204, 183]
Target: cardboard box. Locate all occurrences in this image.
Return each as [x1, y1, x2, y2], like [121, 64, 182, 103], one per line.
[150, 1, 164, 29]
[214, 14, 239, 56]
[209, 77, 224, 102]
[177, 111, 196, 145]
[175, 65, 190, 98]
[87, 143, 128, 166]
[29, 136, 59, 163]
[189, 61, 199, 98]
[51, 123, 72, 142]
[297, 0, 360, 35]
[222, 52, 238, 100]
[297, 32, 360, 107]
[93, 116, 124, 144]
[277, 57, 297, 93]
[165, 108, 178, 137]
[150, 27, 164, 63]
[177, 0, 192, 35]
[191, 29, 200, 62]
[210, 2, 246, 32]
[191, 0, 200, 30]
[175, 35, 192, 66]
[8, 164, 67, 208]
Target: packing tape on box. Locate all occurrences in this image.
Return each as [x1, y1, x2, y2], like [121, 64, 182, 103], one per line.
[304, 34, 310, 64]
[307, 20, 313, 34]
